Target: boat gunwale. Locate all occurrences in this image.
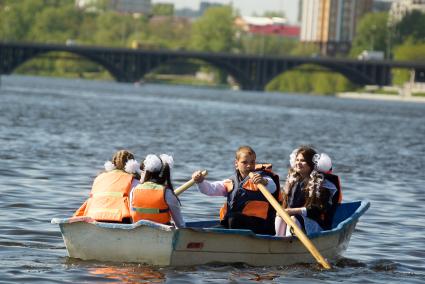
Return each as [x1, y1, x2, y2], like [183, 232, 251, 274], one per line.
[51, 200, 369, 240]
[51, 217, 175, 231]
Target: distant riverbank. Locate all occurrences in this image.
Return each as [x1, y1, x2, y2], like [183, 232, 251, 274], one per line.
[336, 92, 425, 103]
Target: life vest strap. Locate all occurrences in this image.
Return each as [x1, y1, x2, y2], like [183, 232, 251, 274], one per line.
[131, 207, 169, 214]
[137, 182, 164, 190]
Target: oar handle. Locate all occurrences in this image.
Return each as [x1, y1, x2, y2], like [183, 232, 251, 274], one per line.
[251, 174, 331, 269]
[174, 170, 208, 196]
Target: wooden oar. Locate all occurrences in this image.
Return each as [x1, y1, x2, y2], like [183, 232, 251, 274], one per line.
[249, 173, 331, 269]
[174, 170, 208, 196]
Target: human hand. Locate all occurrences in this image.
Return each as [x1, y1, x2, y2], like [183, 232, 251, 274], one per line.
[248, 172, 268, 185]
[192, 170, 205, 183]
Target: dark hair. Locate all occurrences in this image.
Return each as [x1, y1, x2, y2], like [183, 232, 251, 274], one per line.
[283, 146, 317, 208]
[142, 158, 180, 204]
[142, 163, 174, 191]
[296, 146, 317, 171]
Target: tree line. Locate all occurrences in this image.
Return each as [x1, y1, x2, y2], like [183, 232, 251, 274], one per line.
[0, 0, 424, 93]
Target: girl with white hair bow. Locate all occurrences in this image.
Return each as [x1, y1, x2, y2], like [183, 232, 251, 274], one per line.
[275, 146, 342, 237]
[130, 154, 185, 228]
[74, 149, 141, 223]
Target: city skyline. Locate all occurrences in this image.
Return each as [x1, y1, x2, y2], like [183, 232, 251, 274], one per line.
[152, 0, 300, 23]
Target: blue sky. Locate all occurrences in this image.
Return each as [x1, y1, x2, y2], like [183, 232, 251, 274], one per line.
[152, 0, 300, 23]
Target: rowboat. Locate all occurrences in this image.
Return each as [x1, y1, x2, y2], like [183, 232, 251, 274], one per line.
[51, 200, 369, 266]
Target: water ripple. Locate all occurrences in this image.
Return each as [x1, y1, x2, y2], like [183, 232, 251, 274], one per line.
[1, 75, 425, 283]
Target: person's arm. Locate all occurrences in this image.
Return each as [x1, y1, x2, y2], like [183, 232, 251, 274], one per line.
[129, 178, 140, 208]
[192, 170, 228, 196]
[286, 207, 307, 216]
[165, 190, 185, 228]
[263, 176, 277, 194]
[197, 180, 228, 196]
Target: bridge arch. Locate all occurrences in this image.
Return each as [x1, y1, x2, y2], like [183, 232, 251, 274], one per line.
[2, 49, 122, 80]
[312, 61, 376, 86]
[136, 56, 247, 89]
[262, 60, 376, 91]
[264, 63, 356, 93]
[197, 57, 252, 89]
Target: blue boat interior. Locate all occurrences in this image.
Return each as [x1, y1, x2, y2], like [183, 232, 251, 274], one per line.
[185, 200, 370, 238]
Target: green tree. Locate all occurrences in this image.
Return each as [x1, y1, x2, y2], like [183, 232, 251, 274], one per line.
[28, 4, 81, 43]
[393, 10, 425, 45]
[76, 13, 100, 45]
[238, 34, 297, 56]
[144, 16, 191, 49]
[0, 0, 45, 41]
[266, 65, 355, 95]
[92, 12, 135, 46]
[392, 41, 425, 85]
[290, 42, 320, 56]
[262, 11, 286, 18]
[190, 6, 235, 52]
[350, 12, 389, 58]
[152, 3, 174, 16]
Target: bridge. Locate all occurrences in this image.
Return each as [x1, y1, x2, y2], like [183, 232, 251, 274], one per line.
[1, 42, 425, 90]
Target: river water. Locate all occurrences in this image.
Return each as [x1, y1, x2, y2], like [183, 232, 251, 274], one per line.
[1, 75, 424, 283]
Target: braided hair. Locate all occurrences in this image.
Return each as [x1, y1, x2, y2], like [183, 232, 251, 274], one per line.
[111, 150, 134, 170]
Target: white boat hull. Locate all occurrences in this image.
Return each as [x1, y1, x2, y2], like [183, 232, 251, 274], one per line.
[52, 201, 369, 266]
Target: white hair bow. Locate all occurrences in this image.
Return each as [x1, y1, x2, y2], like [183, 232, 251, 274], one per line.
[159, 154, 174, 169]
[313, 153, 332, 173]
[104, 161, 116, 172]
[143, 154, 163, 172]
[143, 153, 174, 173]
[289, 148, 299, 168]
[125, 159, 141, 174]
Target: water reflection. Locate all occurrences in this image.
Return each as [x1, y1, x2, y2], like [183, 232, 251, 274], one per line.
[87, 264, 165, 283]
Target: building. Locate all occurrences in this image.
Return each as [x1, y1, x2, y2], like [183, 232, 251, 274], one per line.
[300, 0, 373, 56]
[235, 16, 300, 38]
[75, 0, 152, 14]
[389, 0, 425, 24]
[110, 0, 151, 14]
[174, 1, 225, 19]
[372, 0, 392, 12]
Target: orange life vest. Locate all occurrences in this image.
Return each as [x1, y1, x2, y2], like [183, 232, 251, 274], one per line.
[130, 181, 171, 224]
[219, 167, 282, 223]
[73, 170, 134, 222]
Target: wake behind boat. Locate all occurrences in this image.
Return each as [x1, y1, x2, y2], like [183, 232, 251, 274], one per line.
[51, 200, 369, 266]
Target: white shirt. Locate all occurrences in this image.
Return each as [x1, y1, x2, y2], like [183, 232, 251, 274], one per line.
[196, 175, 277, 196]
